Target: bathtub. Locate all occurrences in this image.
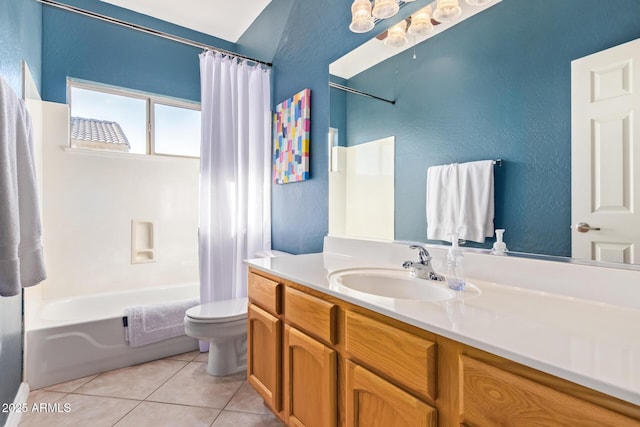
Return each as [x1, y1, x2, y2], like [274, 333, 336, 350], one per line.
[25, 283, 200, 389]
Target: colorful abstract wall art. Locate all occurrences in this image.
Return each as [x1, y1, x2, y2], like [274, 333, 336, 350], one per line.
[273, 88, 310, 184]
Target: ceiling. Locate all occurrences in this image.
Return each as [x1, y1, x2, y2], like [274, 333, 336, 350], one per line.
[100, 0, 272, 43]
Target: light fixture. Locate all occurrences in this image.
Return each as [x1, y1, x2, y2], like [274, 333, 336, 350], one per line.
[465, 0, 492, 5]
[384, 20, 408, 47]
[372, 0, 400, 20]
[349, 0, 375, 33]
[433, 0, 462, 23]
[407, 5, 433, 37]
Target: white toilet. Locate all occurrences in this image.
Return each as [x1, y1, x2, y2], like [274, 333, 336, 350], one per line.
[184, 297, 248, 376]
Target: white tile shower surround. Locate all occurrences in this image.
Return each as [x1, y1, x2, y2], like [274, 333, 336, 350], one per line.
[19, 351, 283, 427]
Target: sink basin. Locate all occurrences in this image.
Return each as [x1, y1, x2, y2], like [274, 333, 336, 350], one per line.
[328, 268, 455, 302]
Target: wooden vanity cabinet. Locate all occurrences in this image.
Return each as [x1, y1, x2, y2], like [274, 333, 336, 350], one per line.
[247, 272, 283, 412]
[247, 269, 640, 427]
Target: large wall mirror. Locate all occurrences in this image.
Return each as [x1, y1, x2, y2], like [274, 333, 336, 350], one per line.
[329, 0, 640, 267]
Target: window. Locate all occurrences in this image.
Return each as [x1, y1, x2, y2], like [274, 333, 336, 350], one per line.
[68, 80, 201, 157]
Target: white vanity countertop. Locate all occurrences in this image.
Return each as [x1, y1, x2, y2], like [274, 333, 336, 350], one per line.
[246, 248, 640, 407]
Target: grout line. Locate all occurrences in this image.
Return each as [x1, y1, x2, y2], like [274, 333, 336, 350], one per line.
[140, 360, 191, 401]
[110, 399, 144, 427]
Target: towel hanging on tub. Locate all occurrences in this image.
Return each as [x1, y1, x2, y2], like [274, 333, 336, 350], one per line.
[0, 76, 46, 297]
[426, 160, 495, 243]
[124, 297, 200, 347]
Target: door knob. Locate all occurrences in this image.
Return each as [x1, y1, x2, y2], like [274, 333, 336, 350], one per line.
[576, 222, 601, 233]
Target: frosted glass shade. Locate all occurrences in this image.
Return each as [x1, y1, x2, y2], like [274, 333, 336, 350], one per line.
[372, 0, 399, 19]
[408, 5, 433, 36]
[349, 0, 375, 33]
[466, 0, 492, 5]
[384, 20, 408, 47]
[433, 0, 462, 22]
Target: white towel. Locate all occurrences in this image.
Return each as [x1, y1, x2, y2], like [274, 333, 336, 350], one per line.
[426, 163, 459, 241]
[457, 160, 495, 243]
[124, 298, 199, 347]
[0, 76, 46, 297]
[426, 160, 495, 243]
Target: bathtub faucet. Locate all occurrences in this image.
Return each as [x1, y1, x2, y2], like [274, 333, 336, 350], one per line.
[402, 245, 445, 281]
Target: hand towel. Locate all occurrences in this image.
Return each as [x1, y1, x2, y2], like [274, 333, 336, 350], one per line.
[0, 76, 46, 297]
[456, 160, 495, 243]
[426, 163, 459, 241]
[124, 297, 200, 347]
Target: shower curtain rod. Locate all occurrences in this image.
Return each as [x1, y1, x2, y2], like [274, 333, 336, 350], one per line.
[329, 82, 395, 105]
[36, 0, 272, 67]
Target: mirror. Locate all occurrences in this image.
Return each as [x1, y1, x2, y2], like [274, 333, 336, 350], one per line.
[329, 0, 640, 266]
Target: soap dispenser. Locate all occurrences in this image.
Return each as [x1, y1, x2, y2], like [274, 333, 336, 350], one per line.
[492, 229, 508, 255]
[447, 233, 466, 291]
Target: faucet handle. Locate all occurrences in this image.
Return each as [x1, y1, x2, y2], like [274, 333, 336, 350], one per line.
[409, 245, 431, 264]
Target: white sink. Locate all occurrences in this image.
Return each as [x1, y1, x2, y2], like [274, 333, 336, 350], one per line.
[328, 268, 455, 302]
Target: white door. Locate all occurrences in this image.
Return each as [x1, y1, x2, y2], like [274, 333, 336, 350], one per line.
[571, 38, 640, 264]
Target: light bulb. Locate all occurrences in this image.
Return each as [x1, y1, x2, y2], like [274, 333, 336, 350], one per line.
[433, 0, 462, 23]
[384, 20, 408, 48]
[349, 0, 374, 33]
[372, 0, 399, 20]
[466, 0, 492, 5]
[408, 5, 433, 37]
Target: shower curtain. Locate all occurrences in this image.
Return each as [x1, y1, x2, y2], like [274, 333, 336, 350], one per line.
[198, 51, 272, 346]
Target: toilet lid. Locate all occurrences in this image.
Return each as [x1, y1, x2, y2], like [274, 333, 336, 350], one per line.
[185, 297, 248, 323]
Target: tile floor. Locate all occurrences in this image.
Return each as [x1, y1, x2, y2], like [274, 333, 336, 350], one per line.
[19, 351, 284, 427]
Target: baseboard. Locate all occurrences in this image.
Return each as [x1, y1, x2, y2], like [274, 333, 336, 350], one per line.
[4, 382, 29, 427]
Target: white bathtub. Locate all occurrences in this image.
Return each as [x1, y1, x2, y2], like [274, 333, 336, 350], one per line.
[25, 283, 200, 389]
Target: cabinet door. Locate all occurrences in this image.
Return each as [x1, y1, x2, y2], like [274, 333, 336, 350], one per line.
[461, 355, 640, 427]
[284, 325, 337, 427]
[345, 360, 436, 427]
[247, 303, 282, 411]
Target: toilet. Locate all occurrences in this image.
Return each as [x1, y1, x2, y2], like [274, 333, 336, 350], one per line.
[184, 297, 248, 376]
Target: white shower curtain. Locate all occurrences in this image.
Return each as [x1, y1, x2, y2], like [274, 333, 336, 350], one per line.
[199, 51, 271, 320]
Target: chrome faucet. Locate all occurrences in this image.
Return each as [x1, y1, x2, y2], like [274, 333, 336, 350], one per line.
[402, 245, 445, 281]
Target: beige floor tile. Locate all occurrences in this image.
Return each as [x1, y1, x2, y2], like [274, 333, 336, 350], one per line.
[194, 352, 208, 363]
[114, 401, 220, 427]
[211, 410, 284, 427]
[147, 362, 244, 409]
[25, 390, 67, 406]
[74, 359, 187, 400]
[165, 350, 200, 362]
[19, 394, 138, 427]
[225, 382, 270, 415]
[41, 374, 99, 393]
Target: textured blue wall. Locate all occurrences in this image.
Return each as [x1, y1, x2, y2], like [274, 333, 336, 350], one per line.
[339, 0, 640, 256]
[42, 0, 236, 103]
[268, 0, 428, 254]
[0, 0, 42, 422]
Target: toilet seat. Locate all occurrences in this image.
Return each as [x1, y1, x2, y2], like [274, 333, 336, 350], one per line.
[185, 297, 248, 324]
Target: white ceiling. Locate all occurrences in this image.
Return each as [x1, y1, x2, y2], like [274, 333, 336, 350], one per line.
[100, 0, 272, 42]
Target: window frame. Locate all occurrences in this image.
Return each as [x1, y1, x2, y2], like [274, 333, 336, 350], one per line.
[67, 78, 201, 158]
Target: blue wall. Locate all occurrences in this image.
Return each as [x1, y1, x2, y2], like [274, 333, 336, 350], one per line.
[0, 0, 42, 422]
[269, 0, 640, 256]
[42, 0, 236, 103]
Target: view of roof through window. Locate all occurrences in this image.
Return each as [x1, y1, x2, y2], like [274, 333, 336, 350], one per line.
[69, 82, 201, 157]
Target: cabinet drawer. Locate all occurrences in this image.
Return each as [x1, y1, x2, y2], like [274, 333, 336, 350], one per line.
[285, 286, 337, 345]
[461, 355, 638, 426]
[248, 272, 281, 315]
[345, 311, 436, 401]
